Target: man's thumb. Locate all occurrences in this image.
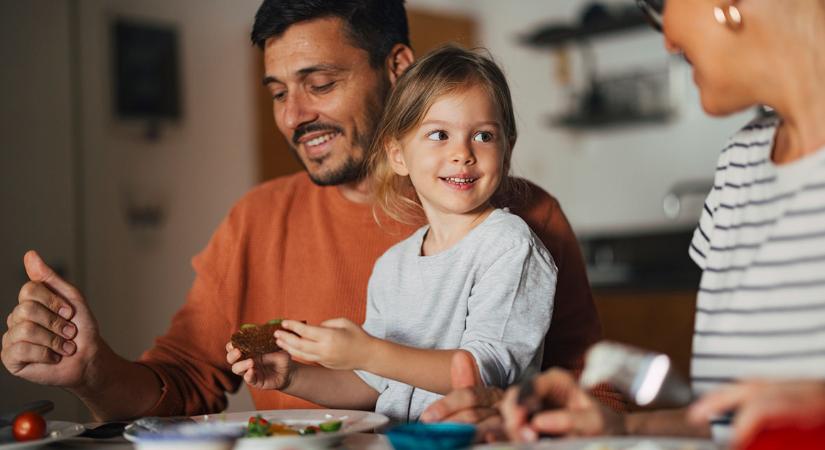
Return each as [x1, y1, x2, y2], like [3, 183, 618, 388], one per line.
[24, 250, 82, 302]
[451, 350, 482, 390]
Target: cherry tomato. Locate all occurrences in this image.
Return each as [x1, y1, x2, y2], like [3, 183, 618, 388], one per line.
[12, 412, 47, 442]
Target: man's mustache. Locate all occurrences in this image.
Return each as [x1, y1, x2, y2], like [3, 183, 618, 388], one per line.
[292, 123, 344, 146]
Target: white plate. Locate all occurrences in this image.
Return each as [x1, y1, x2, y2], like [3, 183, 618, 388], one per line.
[0, 421, 85, 450]
[474, 436, 719, 450]
[125, 409, 389, 449]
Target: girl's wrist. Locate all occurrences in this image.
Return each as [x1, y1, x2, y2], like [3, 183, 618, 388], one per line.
[358, 335, 381, 372]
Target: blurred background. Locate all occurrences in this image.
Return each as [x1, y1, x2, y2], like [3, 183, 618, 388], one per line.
[1, 0, 752, 421]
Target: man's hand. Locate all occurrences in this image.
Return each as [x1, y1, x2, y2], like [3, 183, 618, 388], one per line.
[420, 351, 505, 442]
[500, 368, 625, 442]
[2, 251, 103, 389]
[226, 342, 294, 390]
[274, 319, 373, 370]
[688, 379, 825, 449]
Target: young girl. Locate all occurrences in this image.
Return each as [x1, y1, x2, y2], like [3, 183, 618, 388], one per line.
[226, 45, 557, 422]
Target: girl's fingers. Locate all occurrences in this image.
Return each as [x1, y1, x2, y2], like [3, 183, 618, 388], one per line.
[281, 320, 324, 340]
[231, 359, 253, 376]
[319, 318, 353, 329]
[276, 330, 320, 354]
[277, 339, 319, 362]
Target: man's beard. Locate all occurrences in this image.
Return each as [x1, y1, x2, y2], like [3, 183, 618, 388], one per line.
[289, 81, 389, 186]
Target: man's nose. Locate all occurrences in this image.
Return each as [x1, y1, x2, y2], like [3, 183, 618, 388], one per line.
[280, 91, 318, 131]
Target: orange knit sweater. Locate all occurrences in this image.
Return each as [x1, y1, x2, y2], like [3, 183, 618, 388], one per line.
[138, 172, 623, 416]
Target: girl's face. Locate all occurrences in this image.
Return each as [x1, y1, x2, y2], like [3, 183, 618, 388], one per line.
[389, 84, 506, 219]
[662, 0, 757, 115]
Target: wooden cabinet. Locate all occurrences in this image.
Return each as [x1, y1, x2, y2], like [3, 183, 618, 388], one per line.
[593, 289, 697, 379]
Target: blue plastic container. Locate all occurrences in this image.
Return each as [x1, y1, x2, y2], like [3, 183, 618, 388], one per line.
[386, 423, 476, 450]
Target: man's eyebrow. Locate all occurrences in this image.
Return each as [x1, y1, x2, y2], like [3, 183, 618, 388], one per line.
[262, 64, 346, 86]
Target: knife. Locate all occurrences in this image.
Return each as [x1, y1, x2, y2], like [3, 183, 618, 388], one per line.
[0, 400, 54, 428]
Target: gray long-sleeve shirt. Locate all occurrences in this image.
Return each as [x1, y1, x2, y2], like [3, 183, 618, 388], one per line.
[355, 208, 557, 422]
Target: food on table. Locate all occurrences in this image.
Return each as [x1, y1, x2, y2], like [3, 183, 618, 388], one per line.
[12, 411, 47, 442]
[244, 415, 343, 438]
[230, 319, 289, 359]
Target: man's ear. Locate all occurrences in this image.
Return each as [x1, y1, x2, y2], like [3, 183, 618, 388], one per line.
[387, 140, 409, 176]
[385, 44, 415, 86]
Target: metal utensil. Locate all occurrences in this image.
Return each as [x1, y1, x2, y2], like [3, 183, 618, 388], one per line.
[580, 341, 693, 408]
[0, 400, 54, 427]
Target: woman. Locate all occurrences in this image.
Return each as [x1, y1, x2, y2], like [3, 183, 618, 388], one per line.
[427, 0, 825, 447]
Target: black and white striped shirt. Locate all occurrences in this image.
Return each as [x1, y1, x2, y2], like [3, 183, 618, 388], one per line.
[689, 115, 825, 394]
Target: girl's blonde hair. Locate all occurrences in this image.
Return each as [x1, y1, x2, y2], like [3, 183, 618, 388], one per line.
[369, 44, 523, 225]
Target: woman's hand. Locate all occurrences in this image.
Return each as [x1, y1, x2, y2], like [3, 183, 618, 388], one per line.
[421, 351, 506, 442]
[226, 342, 293, 390]
[500, 368, 626, 442]
[688, 379, 825, 449]
[275, 319, 374, 370]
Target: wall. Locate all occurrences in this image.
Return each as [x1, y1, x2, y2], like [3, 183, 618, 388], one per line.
[0, 0, 84, 420]
[73, 0, 262, 416]
[1, 0, 261, 420]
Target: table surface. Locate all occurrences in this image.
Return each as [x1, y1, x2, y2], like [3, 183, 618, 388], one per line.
[42, 433, 392, 450]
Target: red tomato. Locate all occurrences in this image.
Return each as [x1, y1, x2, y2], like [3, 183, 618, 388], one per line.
[12, 412, 47, 442]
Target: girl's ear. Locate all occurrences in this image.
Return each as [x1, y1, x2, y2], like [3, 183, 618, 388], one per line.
[387, 140, 409, 176]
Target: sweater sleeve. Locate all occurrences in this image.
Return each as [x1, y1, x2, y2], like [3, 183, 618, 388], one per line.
[460, 240, 557, 388]
[354, 269, 389, 393]
[137, 204, 246, 417]
[514, 181, 627, 412]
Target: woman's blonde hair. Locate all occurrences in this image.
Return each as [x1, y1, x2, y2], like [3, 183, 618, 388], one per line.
[369, 44, 524, 225]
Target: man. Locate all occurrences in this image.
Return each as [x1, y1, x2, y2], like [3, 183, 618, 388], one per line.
[1, 0, 618, 420]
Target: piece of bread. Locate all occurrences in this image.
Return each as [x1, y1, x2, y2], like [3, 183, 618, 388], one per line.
[230, 320, 287, 359]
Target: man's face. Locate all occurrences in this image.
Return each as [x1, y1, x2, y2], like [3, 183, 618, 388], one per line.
[263, 17, 390, 186]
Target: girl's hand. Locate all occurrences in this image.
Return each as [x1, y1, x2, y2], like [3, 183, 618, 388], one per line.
[225, 341, 293, 390]
[276, 319, 374, 370]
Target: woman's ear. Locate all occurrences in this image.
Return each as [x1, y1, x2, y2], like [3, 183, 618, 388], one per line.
[387, 140, 409, 176]
[385, 44, 415, 86]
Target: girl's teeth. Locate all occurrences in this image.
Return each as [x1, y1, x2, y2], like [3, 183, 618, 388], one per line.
[444, 177, 476, 185]
[306, 133, 337, 147]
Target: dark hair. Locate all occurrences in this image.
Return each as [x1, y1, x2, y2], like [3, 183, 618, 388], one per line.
[251, 0, 410, 68]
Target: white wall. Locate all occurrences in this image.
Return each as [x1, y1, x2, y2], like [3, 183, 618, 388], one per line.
[410, 0, 751, 236]
[74, 0, 261, 416]
[0, 0, 84, 421]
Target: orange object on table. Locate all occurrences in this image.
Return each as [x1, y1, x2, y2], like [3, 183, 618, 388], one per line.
[744, 423, 825, 450]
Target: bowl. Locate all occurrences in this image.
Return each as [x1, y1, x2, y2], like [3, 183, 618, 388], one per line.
[132, 422, 242, 450]
[386, 423, 476, 450]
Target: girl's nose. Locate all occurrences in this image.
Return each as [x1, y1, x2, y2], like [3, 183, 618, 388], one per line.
[451, 143, 476, 165]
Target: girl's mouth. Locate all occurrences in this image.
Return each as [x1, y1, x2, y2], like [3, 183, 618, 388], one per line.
[439, 176, 478, 189]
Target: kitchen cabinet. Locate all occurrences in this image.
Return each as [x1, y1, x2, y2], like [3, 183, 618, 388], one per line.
[593, 289, 697, 380]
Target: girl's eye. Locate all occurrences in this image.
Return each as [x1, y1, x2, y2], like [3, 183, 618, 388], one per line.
[426, 130, 448, 141]
[473, 131, 494, 143]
